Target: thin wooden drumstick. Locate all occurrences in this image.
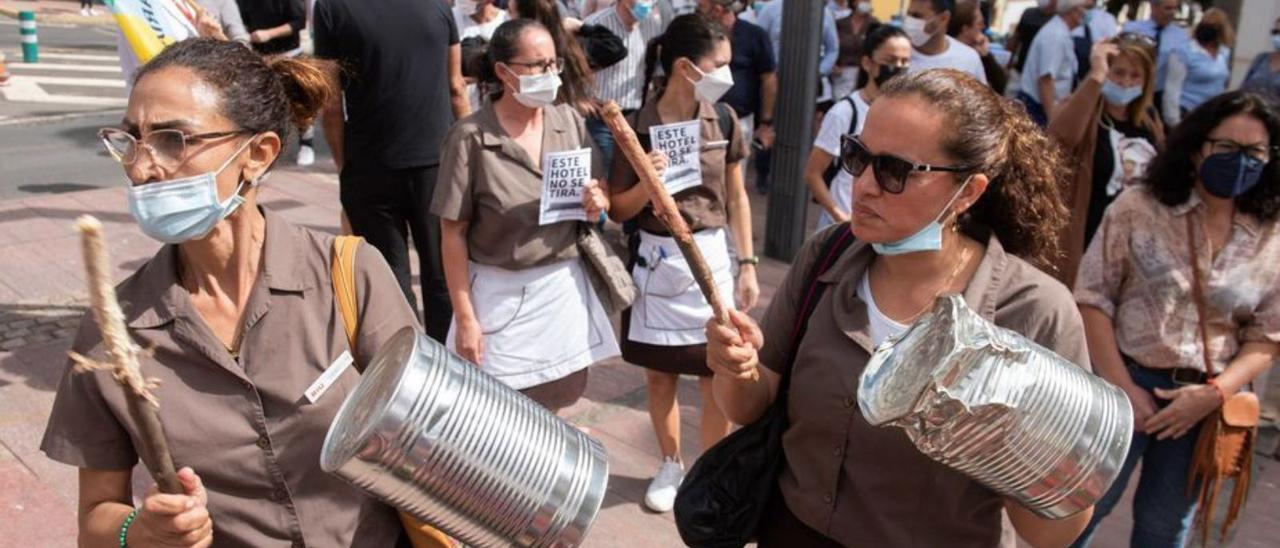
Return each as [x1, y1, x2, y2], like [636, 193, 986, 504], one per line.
[600, 101, 758, 381]
[70, 215, 183, 494]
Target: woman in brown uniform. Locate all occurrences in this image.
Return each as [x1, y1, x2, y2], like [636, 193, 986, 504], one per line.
[434, 19, 616, 412]
[608, 14, 758, 514]
[706, 69, 1096, 547]
[41, 39, 415, 547]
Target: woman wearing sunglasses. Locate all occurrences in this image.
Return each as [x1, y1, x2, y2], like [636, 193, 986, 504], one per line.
[606, 14, 757, 514]
[705, 69, 1095, 547]
[805, 24, 910, 231]
[1048, 38, 1164, 287]
[434, 19, 617, 412]
[1071, 91, 1280, 547]
[41, 39, 420, 547]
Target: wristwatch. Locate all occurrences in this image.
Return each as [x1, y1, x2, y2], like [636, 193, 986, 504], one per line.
[737, 255, 760, 266]
[757, 119, 773, 127]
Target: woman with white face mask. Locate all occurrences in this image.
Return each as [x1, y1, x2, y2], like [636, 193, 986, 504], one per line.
[42, 38, 424, 547]
[1048, 37, 1164, 287]
[606, 13, 757, 514]
[434, 19, 618, 412]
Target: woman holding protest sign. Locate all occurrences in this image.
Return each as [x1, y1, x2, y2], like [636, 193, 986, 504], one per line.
[434, 19, 624, 412]
[605, 14, 757, 514]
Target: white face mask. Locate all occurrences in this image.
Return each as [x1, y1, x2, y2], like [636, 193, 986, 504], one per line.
[689, 63, 735, 104]
[505, 65, 562, 108]
[457, 0, 479, 16]
[902, 15, 935, 48]
[856, 2, 873, 15]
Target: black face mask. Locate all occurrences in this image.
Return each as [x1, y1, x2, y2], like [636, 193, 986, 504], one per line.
[1195, 25, 1221, 44]
[875, 64, 905, 87]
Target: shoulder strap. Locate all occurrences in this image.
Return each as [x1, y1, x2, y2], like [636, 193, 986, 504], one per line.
[844, 95, 859, 136]
[1184, 217, 1216, 377]
[332, 235, 363, 360]
[779, 225, 856, 394]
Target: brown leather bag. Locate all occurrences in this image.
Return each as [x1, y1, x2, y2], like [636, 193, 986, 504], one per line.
[331, 236, 456, 548]
[1183, 217, 1259, 545]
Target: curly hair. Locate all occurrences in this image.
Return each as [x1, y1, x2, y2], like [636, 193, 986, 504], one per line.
[879, 69, 1070, 272]
[1143, 91, 1280, 222]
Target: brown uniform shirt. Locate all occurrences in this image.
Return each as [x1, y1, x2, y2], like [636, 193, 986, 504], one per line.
[432, 102, 603, 270]
[609, 100, 748, 234]
[41, 208, 418, 548]
[757, 225, 1091, 547]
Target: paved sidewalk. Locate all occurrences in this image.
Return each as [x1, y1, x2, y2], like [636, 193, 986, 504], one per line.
[0, 0, 115, 27]
[0, 169, 1276, 546]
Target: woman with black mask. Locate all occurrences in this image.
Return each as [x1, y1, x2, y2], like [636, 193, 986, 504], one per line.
[805, 24, 910, 230]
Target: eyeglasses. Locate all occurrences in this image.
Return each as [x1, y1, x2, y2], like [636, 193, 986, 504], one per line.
[1115, 32, 1157, 51]
[504, 57, 564, 75]
[98, 127, 250, 170]
[1206, 138, 1276, 164]
[839, 134, 975, 194]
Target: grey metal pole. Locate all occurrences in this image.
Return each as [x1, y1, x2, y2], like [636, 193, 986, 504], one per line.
[763, 0, 824, 261]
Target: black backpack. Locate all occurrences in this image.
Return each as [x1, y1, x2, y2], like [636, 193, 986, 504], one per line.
[821, 95, 860, 188]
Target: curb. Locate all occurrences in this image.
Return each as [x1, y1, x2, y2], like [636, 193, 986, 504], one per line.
[0, 8, 115, 28]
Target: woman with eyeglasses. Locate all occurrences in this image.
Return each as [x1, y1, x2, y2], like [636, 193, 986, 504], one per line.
[1048, 38, 1164, 287]
[41, 38, 420, 547]
[434, 19, 617, 412]
[805, 24, 909, 231]
[1070, 90, 1280, 547]
[605, 13, 756, 514]
[1241, 17, 1280, 107]
[1162, 8, 1233, 128]
[705, 69, 1094, 547]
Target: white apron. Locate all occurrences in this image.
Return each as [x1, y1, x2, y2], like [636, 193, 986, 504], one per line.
[447, 259, 619, 390]
[628, 229, 736, 346]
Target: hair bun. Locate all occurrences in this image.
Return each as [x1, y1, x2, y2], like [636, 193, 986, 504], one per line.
[267, 56, 339, 130]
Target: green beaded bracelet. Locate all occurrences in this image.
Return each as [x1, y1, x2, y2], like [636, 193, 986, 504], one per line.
[119, 508, 139, 548]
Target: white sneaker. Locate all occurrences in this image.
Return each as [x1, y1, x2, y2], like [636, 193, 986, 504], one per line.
[643, 457, 684, 513]
[296, 144, 315, 166]
[79, 7, 91, 16]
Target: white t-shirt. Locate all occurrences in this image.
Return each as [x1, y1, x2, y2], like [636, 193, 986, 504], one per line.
[857, 274, 909, 348]
[1020, 15, 1078, 106]
[909, 35, 988, 86]
[454, 7, 508, 41]
[813, 90, 871, 230]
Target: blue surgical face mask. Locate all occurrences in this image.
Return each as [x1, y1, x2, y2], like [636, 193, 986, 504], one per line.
[872, 178, 971, 255]
[631, 0, 653, 20]
[1199, 151, 1266, 199]
[127, 138, 255, 244]
[1272, 34, 1280, 52]
[1101, 80, 1142, 106]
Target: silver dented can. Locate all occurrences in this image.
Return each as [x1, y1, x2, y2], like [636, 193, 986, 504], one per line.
[321, 327, 608, 547]
[858, 295, 1132, 519]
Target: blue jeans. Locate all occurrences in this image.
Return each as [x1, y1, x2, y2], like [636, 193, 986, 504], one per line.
[585, 116, 616, 173]
[1071, 364, 1202, 548]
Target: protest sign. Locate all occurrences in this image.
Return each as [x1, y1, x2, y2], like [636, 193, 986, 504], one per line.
[539, 147, 592, 225]
[651, 120, 701, 195]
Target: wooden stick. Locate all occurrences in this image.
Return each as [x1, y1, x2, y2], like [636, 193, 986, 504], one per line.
[600, 101, 757, 381]
[71, 216, 183, 495]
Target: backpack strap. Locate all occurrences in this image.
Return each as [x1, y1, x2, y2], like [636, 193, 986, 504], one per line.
[332, 235, 362, 364]
[713, 102, 735, 152]
[844, 95, 859, 136]
[778, 225, 856, 395]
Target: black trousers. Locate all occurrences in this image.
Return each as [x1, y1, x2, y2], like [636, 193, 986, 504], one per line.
[339, 163, 451, 343]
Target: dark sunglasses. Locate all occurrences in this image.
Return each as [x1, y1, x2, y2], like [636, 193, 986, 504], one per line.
[839, 134, 975, 194]
[1115, 31, 1157, 51]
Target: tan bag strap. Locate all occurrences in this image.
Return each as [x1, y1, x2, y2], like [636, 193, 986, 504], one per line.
[1184, 216, 1217, 378]
[332, 235, 362, 358]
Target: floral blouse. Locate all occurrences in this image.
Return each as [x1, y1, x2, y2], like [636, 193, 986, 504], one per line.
[1075, 187, 1280, 372]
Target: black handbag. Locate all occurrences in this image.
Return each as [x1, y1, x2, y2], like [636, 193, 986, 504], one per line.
[674, 226, 855, 548]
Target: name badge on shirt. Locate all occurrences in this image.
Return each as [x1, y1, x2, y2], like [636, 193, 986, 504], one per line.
[304, 351, 354, 404]
[652, 119, 702, 195]
[539, 147, 592, 226]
